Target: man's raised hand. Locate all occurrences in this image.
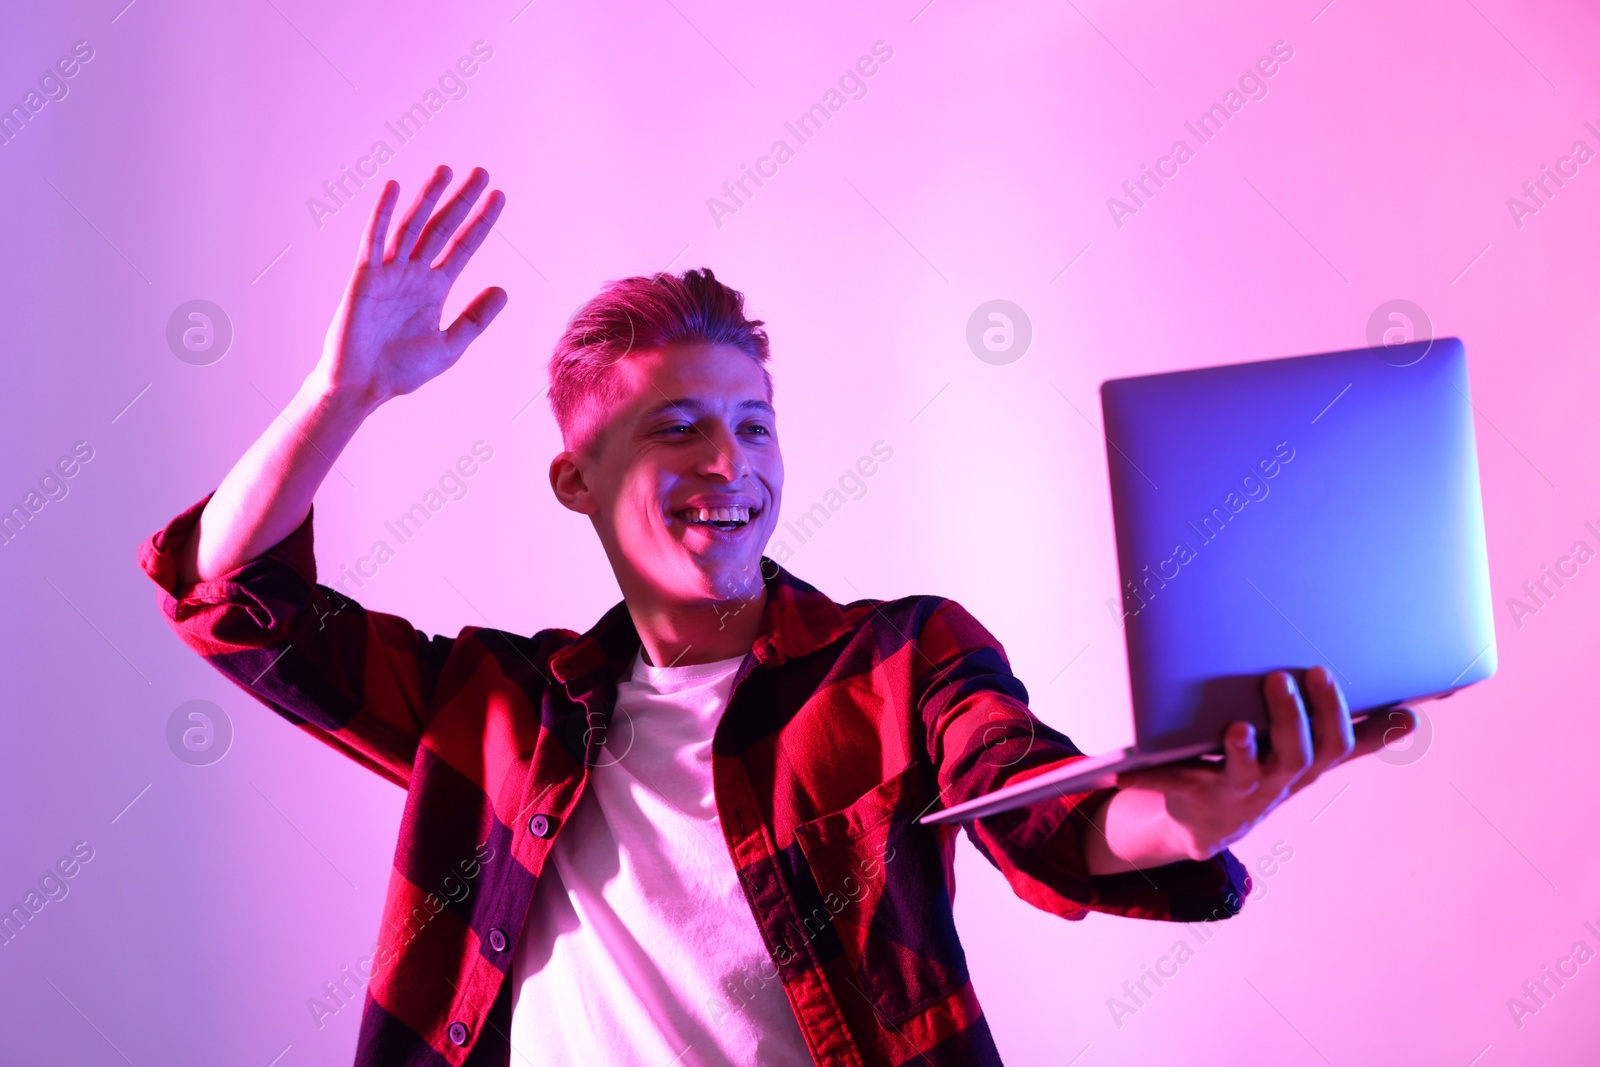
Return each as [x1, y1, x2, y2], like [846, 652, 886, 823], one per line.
[313, 165, 509, 409]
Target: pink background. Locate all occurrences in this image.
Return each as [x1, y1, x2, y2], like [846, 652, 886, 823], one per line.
[2, 0, 1597, 1063]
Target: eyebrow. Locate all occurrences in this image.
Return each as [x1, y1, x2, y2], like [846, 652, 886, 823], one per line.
[642, 397, 776, 419]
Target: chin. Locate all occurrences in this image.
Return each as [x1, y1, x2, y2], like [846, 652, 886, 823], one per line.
[694, 555, 768, 603]
[625, 527, 772, 606]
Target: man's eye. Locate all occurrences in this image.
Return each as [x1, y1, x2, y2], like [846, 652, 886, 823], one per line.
[743, 424, 771, 436]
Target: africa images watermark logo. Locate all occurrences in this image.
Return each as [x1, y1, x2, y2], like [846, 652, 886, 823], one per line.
[1503, 520, 1600, 632]
[1107, 839, 1295, 1029]
[0, 439, 95, 550]
[330, 441, 496, 599]
[705, 40, 895, 228]
[166, 299, 233, 366]
[1106, 40, 1295, 228]
[0, 840, 96, 950]
[1505, 920, 1600, 1031]
[1505, 121, 1600, 231]
[1109, 441, 1297, 626]
[1365, 298, 1432, 365]
[966, 300, 1031, 365]
[305, 41, 496, 231]
[165, 699, 233, 767]
[0, 39, 96, 149]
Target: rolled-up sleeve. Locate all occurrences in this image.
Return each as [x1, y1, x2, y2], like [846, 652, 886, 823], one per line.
[915, 598, 1250, 923]
[138, 493, 456, 788]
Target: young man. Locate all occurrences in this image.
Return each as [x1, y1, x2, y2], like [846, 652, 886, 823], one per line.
[140, 166, 1410, 1066]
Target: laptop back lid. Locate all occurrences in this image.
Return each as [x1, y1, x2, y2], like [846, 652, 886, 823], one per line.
[1100, 337, 1496, 753]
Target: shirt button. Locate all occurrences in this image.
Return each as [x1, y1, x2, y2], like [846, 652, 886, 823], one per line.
[447, 1021, 469, 1046]
[529, 814, 554, 838]
[488, 928, 507, 952]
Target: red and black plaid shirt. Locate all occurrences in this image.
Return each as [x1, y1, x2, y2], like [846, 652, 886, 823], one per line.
[139, 493, 1247, 1066]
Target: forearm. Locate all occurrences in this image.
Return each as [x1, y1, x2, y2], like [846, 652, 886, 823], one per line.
[178, 373, 378, 588]
[1083, 786, 1196, 876]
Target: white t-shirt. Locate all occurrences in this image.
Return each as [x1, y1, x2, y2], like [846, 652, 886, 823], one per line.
[508, 651, 815, 1066]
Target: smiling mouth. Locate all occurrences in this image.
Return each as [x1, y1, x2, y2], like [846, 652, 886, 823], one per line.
[674, 505, 758, 530]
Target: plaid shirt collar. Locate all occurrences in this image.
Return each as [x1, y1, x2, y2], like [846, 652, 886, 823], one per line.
[546, 559, 852, 687]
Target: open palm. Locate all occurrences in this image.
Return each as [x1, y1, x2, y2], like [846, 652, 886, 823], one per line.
[317, 165, 508, 406]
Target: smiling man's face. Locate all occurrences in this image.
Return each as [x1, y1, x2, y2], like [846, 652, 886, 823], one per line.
[550, 341, 783, 610]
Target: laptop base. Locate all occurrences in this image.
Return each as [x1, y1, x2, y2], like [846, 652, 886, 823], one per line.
[919, 740, 1220, 826]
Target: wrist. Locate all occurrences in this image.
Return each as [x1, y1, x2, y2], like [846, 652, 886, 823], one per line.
[298, 368, 385, 423]
[1085, 787, 1201, 875]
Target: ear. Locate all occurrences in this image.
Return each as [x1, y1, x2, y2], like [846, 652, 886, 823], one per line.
[549, 451, 597, 515]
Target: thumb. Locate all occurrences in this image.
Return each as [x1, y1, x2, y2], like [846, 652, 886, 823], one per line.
[1351, 705, 1418, 760]
[444, 286, 509, 358]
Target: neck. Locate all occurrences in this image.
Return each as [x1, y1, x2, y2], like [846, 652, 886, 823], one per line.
[625, 585, 768, 668]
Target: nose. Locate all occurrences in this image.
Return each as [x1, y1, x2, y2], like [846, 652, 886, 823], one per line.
[696, 421, 750, 481]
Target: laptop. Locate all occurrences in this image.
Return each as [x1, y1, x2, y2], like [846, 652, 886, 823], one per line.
[921, 336, 1496, 826]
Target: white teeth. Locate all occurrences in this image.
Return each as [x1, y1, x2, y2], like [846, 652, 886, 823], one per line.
[679, 506, 752, 525]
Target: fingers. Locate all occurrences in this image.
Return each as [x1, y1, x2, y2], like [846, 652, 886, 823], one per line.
[388, 165, 454, 260]
[437, 188, 506, 282]
[1262, 670, 1314, 789]
[359, 181, 399, 268]
[1301, 666, 1356, 783]
[1221, 720, 1262, 795]
[443, 286, 509, 358]
[412, 167, 491, 265]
